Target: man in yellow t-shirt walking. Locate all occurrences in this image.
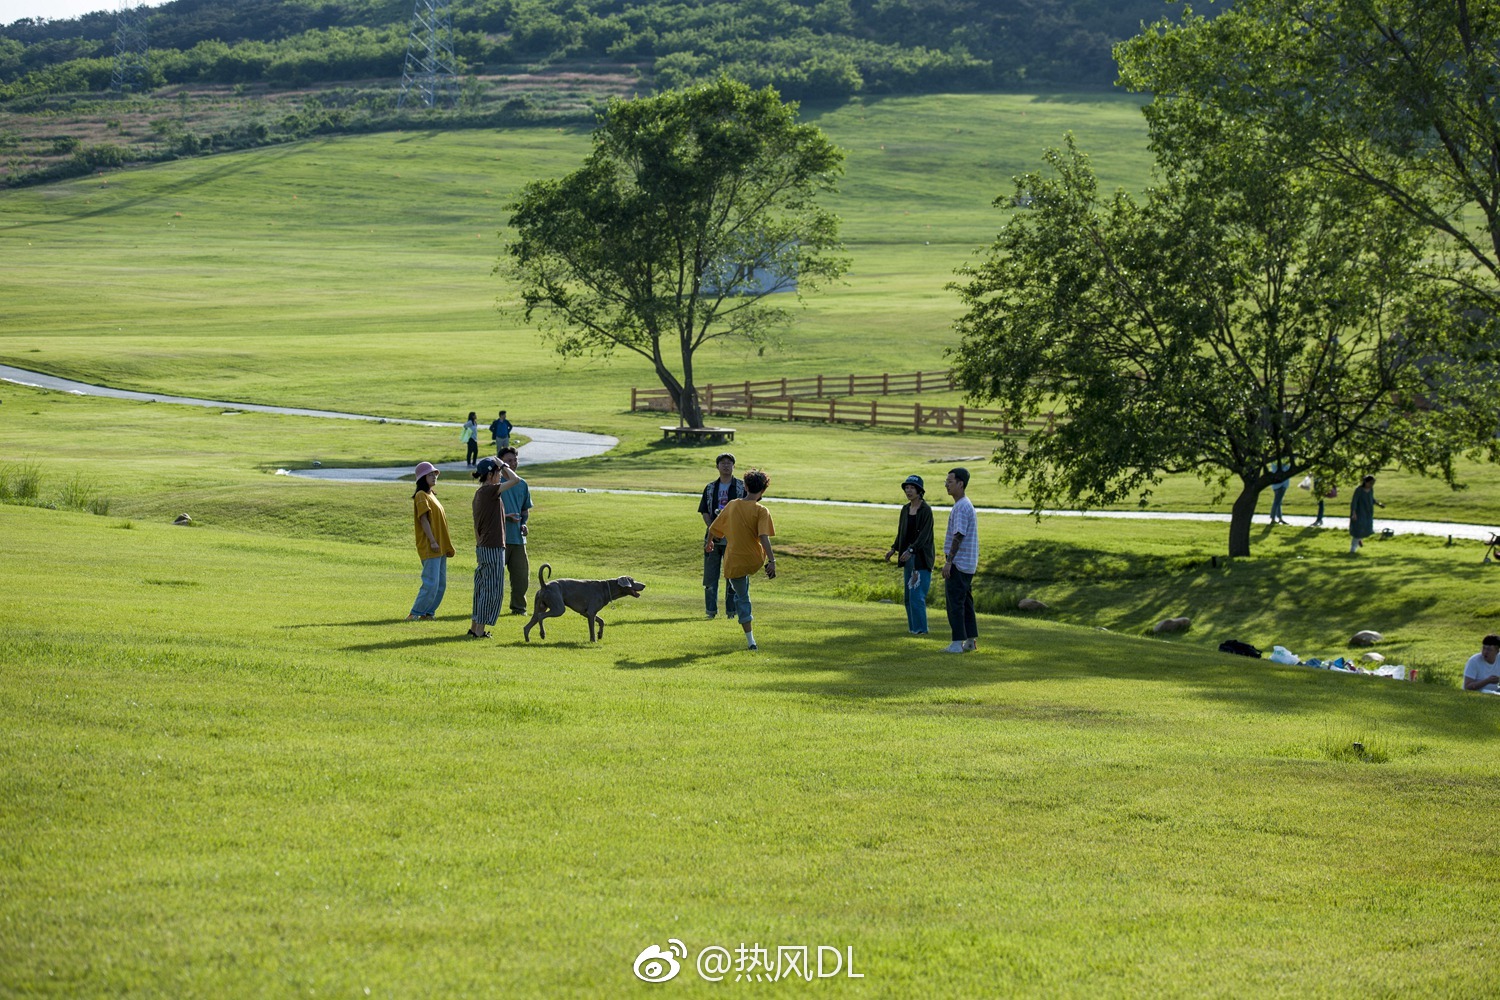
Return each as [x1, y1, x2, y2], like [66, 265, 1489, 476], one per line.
[708, 469, 777, 650]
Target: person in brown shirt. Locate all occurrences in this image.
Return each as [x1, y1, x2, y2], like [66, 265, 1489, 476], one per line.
[468, 456, 525, 638]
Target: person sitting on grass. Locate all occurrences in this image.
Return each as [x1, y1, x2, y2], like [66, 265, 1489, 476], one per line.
[1463, 634, 1500, 694]
[708, 468, 777, 651]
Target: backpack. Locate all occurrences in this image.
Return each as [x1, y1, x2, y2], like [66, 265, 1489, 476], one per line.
[1217, 639, 1262, 658]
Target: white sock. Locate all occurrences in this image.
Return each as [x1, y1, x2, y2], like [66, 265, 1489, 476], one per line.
[746, 631, 756, 647]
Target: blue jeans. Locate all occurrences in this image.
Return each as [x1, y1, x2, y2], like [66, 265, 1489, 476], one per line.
[703, 538, 738, 617]
[944, 568, 977, 642]
[727, 574, 753, 625]
[410, 556, 447, 617]
[1270, 486, 1287, 521]
[903, 564, 931, 633]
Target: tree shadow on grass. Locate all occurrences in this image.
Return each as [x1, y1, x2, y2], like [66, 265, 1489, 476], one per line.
[341, 634, 481, 652]
[734, 611, 1497, 741]
[281, 614, 472, 629]
[616, 653, 699, 670]
[982, 537, 1440, 637]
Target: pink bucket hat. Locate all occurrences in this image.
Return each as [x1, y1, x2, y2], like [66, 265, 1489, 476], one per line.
[413, 461, 440, 479]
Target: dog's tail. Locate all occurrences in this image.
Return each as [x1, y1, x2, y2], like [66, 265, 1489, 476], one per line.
[537, 563, 552, 589]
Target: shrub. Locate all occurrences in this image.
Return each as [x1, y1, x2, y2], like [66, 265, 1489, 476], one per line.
[0, 459, 41, 502]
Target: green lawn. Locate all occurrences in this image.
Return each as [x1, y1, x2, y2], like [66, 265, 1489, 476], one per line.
[3, 92, 1500, 996]
[3, 490, 1498, 996]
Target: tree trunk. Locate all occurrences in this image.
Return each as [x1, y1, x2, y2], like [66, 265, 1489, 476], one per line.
[653, 362, 705, 428]
[1227, 479, 1260, 558]
[679, 386, 705, 429]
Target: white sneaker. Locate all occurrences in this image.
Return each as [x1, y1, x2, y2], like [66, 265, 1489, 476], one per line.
[962, 639, 977, 652]
[942, 641, 967, 653]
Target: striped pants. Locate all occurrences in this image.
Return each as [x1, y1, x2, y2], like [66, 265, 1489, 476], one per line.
[472, 545, 506, 627]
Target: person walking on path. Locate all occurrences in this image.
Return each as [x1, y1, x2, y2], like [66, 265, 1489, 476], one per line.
[708, 469, 776, 651]
[468, 456, 527, 638]
[941, 468, 980, 653]
[489, 410, 513, 456]
[461, 412, 479, 467]
[1349, 474, 1384, 554]
[1463, 635, 1500, 693]
[409, 461, 455, 620]
[698, 452, 745, 619]
[1311, 478, 1335, 527]
[498, 445, 534, 616]
[885, 474, 934, 635]
[1269, 457, 1291, 525]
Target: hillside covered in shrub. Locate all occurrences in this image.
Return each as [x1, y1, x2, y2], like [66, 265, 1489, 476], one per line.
[1, 0, 1183, 102]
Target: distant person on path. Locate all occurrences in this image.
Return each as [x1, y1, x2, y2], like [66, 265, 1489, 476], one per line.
[408, 461, 455, 620]
[468, 456, 527, 638]
[708, 469, 776, 651]
[885, 474, 934, 635]
[490, 410, 513, 455]
[461, 412, 479, 467]
[498, 445, 534, 616]
[941, 468, 979, 653]
[1463, 634, 1500, 694]
[698, 452, 745, 619]
[1348, 475, 1384, 554]
[1269, 456, 1291, 525]
[1311, 478, 1335, 528]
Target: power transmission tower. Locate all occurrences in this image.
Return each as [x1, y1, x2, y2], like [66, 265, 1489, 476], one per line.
[111, 0, 149, 94]
[398, 0, 458, 110]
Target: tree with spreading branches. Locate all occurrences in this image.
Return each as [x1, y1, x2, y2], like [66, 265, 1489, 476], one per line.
[504, 77, 847, 428]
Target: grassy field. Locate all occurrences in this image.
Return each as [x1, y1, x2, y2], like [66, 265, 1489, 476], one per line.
[3, 485, 1499, 995]
[4, 91, 1500, 995]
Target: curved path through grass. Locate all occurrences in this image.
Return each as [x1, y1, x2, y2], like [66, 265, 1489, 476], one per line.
[0, 363, 617, 467]
[4, 363, 1493, 540]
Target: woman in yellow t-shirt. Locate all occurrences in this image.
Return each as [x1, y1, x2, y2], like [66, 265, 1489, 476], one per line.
[408, 461, 456, 619]
[708, 469, 777, 650]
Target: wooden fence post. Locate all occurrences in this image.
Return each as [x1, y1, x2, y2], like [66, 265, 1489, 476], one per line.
[957, 405, 965, 435]
[631, 387, 637, 411]
[870, 400, 877, 427]
[913, 403, 920, 431]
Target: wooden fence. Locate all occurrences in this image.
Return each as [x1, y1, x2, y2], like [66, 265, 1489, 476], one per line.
[651, 394, 1056, 435]
[630, 369, 955, 412]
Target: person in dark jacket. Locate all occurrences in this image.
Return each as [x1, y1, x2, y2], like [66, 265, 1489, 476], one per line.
[885, 474, 935, 634]
[698, 453, 745, 619]
[1348, 474, 1384, 554]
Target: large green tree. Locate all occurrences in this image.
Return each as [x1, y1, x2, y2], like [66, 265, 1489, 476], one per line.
[1117, 0, 1500, 295]
[504, 77, 846, 428]
[950, 126, 1500, 557]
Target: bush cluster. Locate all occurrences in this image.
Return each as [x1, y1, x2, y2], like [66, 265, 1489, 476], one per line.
[0, 460, 112, 516]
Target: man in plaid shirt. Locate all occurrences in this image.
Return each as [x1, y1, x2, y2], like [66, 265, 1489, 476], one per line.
[941, 467, 980, 653]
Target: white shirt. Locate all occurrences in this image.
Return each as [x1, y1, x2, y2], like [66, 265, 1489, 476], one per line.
[1463, 652, 1500, 693]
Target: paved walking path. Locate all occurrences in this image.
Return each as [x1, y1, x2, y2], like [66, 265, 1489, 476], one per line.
[4, 363, 1495, 541]
[0, 364, 617, 467]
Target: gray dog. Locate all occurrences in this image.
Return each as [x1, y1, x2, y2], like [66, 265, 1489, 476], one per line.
[523, 563, 646, 642]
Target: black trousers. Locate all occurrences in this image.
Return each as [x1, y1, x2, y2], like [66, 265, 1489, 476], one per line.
[944, 568, 977, 641]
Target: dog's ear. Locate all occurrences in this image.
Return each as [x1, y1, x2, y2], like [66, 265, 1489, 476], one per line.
[616, 576, 631, 587]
